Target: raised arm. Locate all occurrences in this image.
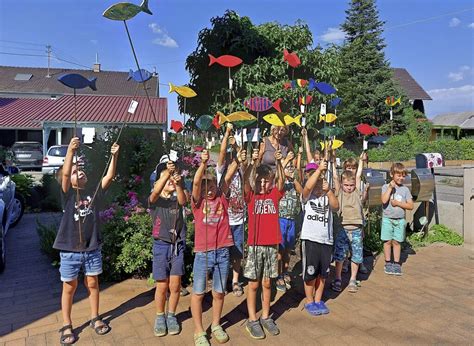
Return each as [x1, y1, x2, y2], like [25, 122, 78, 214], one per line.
[223, 149, 246, 195]
[62, 137, 80, 193]
[217, 124, 233, 169]
[192, 150, 209, 203]
[356, 151, 366, 190]
[171, 171, 187, 206]
[244, 148, 259, 198]
[302, 128, 312, 163]
[101, 143, 120, 190]
[275, 149, 285, 192]
[322, 178, 339, 211]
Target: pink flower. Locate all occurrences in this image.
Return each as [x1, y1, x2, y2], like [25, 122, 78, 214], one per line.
[134, 175, 143, 183]
[123, 215, 130, 222]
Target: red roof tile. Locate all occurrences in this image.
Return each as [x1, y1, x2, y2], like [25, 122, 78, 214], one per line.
[0, 98, 54, 129]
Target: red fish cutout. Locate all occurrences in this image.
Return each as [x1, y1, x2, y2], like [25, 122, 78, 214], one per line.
[299, 95, 313, 105]
[356, 123, 378, 136]
[283, 49, 301, 68]
[208, 54, 243, 68]
[212, 113, 221, 129]
[283, 82, 292, 90]
[272, 98, 282, 112]
[170, 120, 184, 133]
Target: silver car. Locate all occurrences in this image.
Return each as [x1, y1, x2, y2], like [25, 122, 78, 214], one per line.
[11, 141, 43, 170]
[42, 145, 68, 174]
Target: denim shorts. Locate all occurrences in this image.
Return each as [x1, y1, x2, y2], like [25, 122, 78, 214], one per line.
[333, 228, 363, 264]
[230, 224, 244, 261]
[152, 240, 185, 281]
[381, 217, 406, 242]
[279, 217, 296, 250]
[192, 247, 230, 294]
[59, 248, 102, 282]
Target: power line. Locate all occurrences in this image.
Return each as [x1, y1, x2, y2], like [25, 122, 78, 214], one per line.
[385, 7, 474, 30]
[0, 45, 45, 52]
[0, 51, 46, 57]
[0, 39, 45, 47]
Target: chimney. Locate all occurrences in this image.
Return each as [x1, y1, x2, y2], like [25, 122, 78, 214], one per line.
[153, 67, 159, 97]
[93, 53, 101, 73]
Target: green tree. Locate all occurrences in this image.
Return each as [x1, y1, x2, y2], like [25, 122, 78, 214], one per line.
[338, 0, 404, 131]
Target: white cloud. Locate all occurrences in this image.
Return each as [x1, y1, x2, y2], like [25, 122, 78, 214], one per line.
[468, 23, 474, 28]
[449, 17, 461, 27]
[425, 85, 474, 117]
[319, 27, 345, 43]
[148, 23, 178, 48]
[447, 65, 472, 82]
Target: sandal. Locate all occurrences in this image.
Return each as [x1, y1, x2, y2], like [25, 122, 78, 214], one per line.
[283, 273, 292, 290]
[348, 279, 359, 293]
[331, 279, 342, 292]
[276, 277, 286, 292]
[89, 316, 111, 335]
[59, 324, 75, 345]
[211, 324, 229, 344]
[232, 282, 243, 297]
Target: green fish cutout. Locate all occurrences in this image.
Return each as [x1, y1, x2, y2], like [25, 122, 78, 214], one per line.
[319, 126, 344, 137]
[103, 0, 152, 21]
[196, 115, 213, 131]
[232, 119, 257, 128]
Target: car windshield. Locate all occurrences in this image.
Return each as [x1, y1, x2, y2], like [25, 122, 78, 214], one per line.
[12, 143, 42, 151]
[48, 146, 68, 157]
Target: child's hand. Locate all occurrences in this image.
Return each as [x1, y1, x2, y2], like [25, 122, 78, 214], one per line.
[252, 148, 259, 162]
[318, 159, 328, 172]
[201, 150, 209, 164]
[286, 151, 295, 161]
[111, 143, 120, 156]
[322, 179, 330, 192]
[228, 135, 236, 146]
[226, 122, 233, 134]
[170, 172, 181, 185]
[166, 161, 176, 174]
[237, 149, 247, 163]
[298, 146, 303, 154]
[390, 199, 399, 207]
[274, 149, 283, 162]
[301, 128, 307, 137]
[68, 137, 80, 152]
[389, 180, 397, 189]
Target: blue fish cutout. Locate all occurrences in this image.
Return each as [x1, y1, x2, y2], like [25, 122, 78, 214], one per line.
[196, 114, 213, 131]
[58, 73, 97, 90]
[127, 69, 152, 83]
[330, 97, 342, 108]
[315, 82, 336, 95]
[308, 78, 317, 91]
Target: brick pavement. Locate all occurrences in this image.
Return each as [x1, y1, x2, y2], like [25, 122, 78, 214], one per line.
[1, 213, 473, 345]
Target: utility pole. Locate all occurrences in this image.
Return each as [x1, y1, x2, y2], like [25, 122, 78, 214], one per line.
[46, 45, 52, 78]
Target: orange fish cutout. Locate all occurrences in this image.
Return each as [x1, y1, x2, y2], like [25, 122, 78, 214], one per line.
[170, 120, 184, 133]
[283, 49, 301, 68]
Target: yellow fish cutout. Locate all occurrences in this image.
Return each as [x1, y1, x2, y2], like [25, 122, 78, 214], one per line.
[320, 139, 344, 150]
[218, 111, 256, 125]
[263, 113, 286, 127]
[168, 82, 197, 98]
[319, 113, 337, 123]
[283, 114, 302, 127]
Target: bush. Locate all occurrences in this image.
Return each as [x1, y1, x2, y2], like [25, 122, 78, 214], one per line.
[407, 224, 463, 248]
[38, 174, 62, 212]
[11, 173, 34, 199]
[363, 208, 384, 254]
[36, 219, 60, 266]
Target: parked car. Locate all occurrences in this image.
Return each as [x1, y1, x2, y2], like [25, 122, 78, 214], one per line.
[0, 172, 25, 273]
[42, 145, 68, 174]
[10, 141, 43, 170]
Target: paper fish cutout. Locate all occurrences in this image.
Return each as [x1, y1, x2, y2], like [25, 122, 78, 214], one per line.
[232, 119, 257, 128]
[310, 80, 336, 95]
[319, 113, 337, 123]
[217, 111, 256, 125]
[169, 83, 197, 98]
[299, 95, 313, 105]
[330, 97, 342, 108]
[263, 113, 286, 127]
[385, 96, 401, 107]
[283, 82, 292, 90]
[103, 0, 152, 21]
[127, 69, 152, 83]
[196, 114, 213, 131]
[356, 123, 378, 136]
[208, 54, 243, 68]
[320, 139, 344, 150]
[283, 49, 301, 68]
[319, 126, 344, 137]
[212, 114, 221, 129]
[170, 120, 184, 133]
[58, 73, 97, 90]
[243, 97, 282, 112]
[283, 114, 302, 127]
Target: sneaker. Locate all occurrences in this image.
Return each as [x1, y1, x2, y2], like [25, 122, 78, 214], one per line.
[384, 262, 394, 275]
[331, 279, 342, 292]
[211, 324, 229, 344]
[154, 314, 167, 337]
[314, 301, 330, 315]
[276, 276, 286, 292]
[304, 302, 320, 316]
[194, 331, 210, 346]
[246, 320, 265, 340]
[166, 314, 180, 335]
[260, 317, 280, 336]
[358, 262, 369, 274]
[392, 263, 403, 276]
[348, 279, 359, 293]
[283, 273, 292, 290]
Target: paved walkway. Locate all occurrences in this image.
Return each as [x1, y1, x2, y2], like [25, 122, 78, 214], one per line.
[1, 213, 473, 345]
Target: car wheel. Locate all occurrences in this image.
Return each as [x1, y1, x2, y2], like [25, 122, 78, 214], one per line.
[10, 193, 25, 229]
[0, 226, 5, 273]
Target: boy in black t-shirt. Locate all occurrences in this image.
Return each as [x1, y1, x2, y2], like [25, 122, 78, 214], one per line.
[53, 137, 119, 345]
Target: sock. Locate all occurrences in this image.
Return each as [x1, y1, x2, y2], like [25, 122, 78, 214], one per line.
[156, 312, 165, 319]
[385, 260, 391, 264]
[167, 311, 175, 317]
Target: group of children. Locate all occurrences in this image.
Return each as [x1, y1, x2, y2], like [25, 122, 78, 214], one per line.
[53, 126, 414, 345]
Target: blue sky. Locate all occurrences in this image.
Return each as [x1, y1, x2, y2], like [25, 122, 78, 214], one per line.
[0, 0, 473, 124]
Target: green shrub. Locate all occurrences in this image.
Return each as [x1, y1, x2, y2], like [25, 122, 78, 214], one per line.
[363, 208, 384, 254]
[427, 224, 463, 246]
[36, 219, 60, 266]
[38, 174, 62, 212]
[11, 173, 34, 198]
[336, 147, 357, 163]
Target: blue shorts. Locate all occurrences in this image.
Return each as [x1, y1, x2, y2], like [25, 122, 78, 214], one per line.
[152, 240, 185, 281]
[230, 224, 244, 261]
[333, 228, 363, 264]
[59, 248, 102, 282]
[381, 217, 406, 242]
[279, 218, 296, 250]
[192, 247, 230, 294]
